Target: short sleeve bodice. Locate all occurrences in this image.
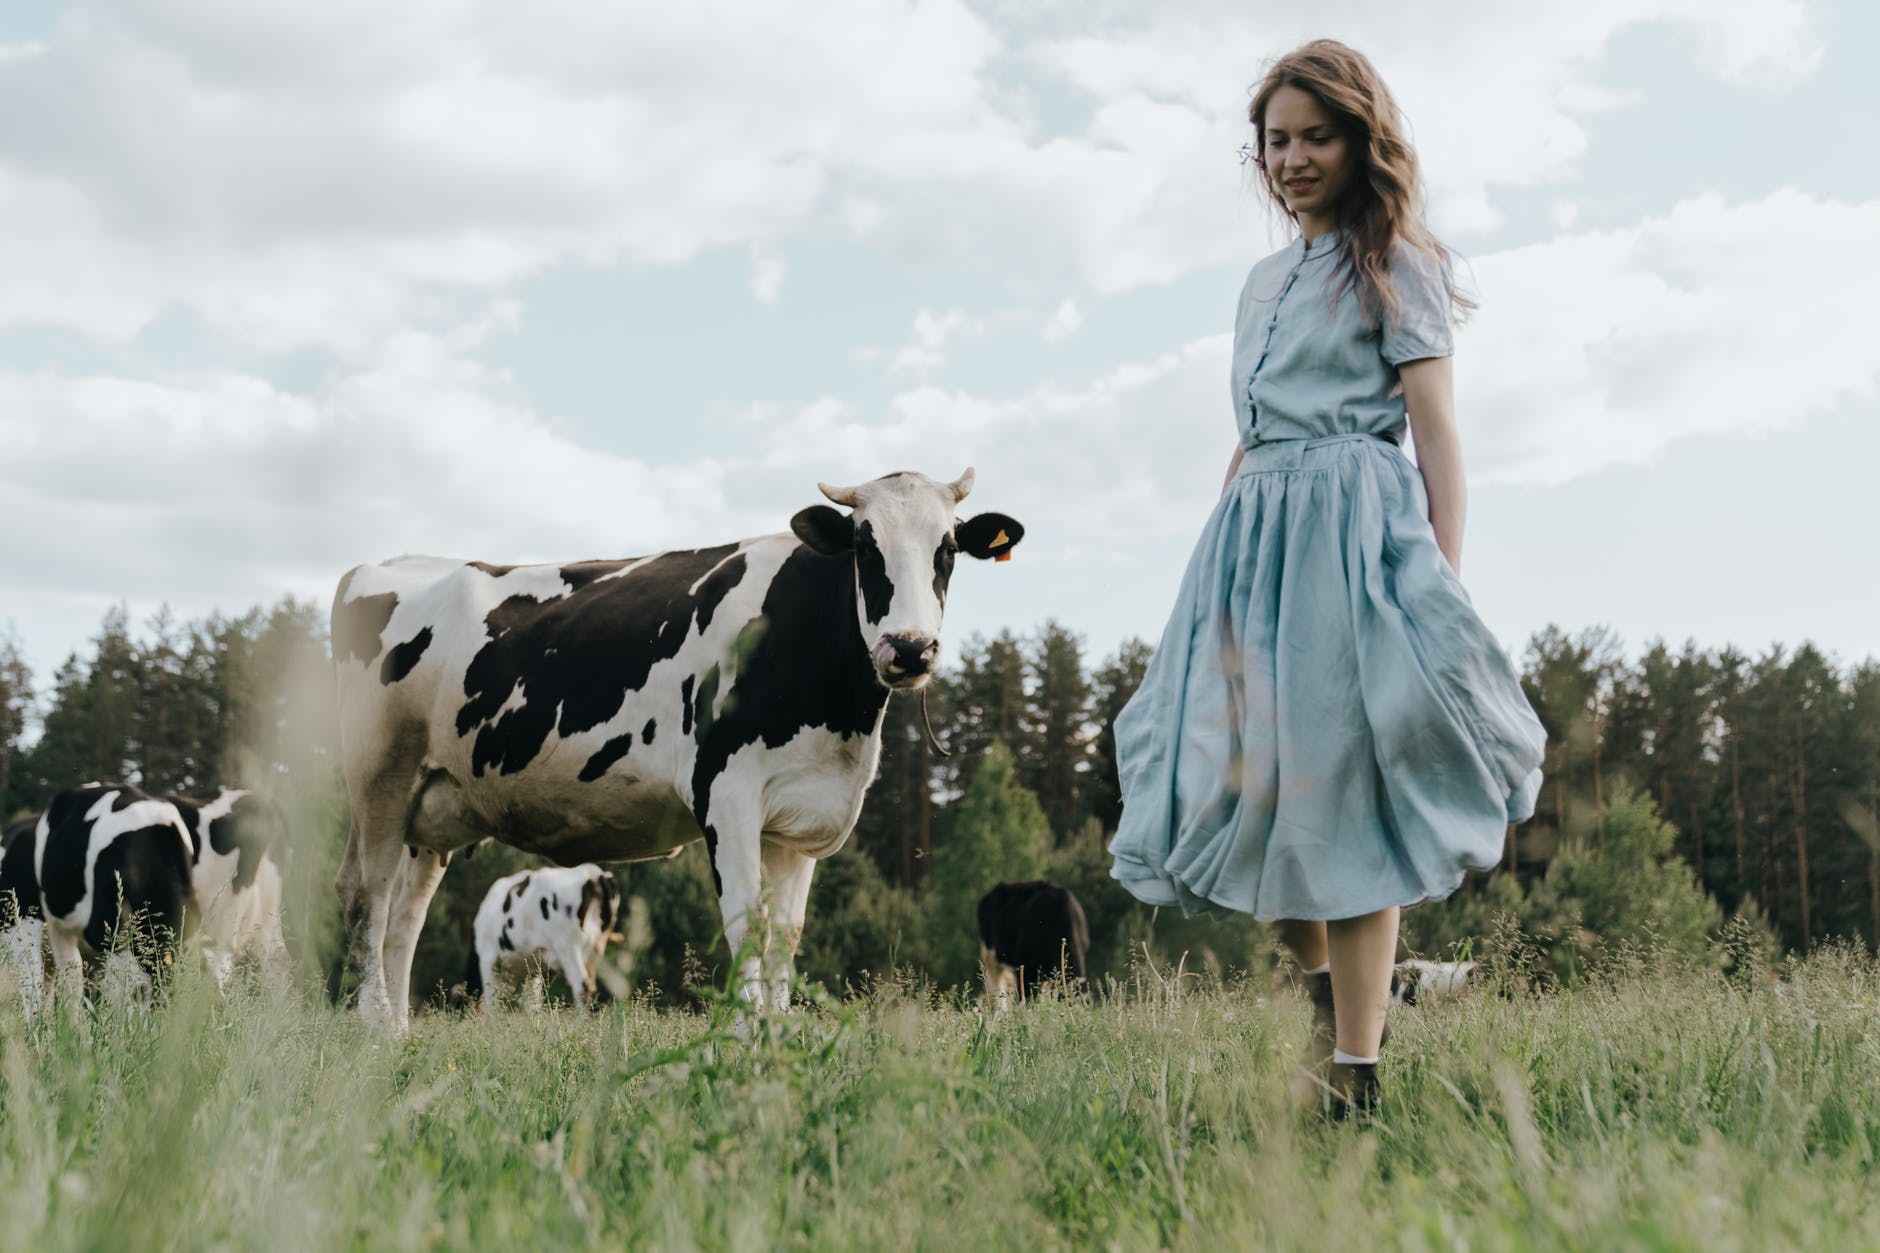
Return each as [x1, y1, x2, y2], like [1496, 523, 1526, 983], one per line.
[1230, 232, 1454, 449]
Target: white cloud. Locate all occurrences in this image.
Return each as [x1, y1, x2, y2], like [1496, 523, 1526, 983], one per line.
[0, 2, 1860, 681]
[1458, 190, 1880, 483]
[0, 341, 734, 629]
[749, 250, 788, 307]
[9, 188, 1868, 637]
[0, 0, 1826, 360]
[876, 306, 1034, 378]
[1041, 297, 1084, 344]
[890, 307, 974, 377]
[1028, 0, 1820, 234]
[0, 0, 1006, 352]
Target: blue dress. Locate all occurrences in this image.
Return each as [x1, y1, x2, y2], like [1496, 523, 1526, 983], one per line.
[1109, 230, 1546, 921]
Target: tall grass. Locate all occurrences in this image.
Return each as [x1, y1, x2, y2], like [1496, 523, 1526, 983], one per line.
[2, 949, 1877, 1250]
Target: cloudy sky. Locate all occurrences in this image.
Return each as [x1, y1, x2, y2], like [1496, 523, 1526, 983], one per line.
[1, 0, 1875, 698]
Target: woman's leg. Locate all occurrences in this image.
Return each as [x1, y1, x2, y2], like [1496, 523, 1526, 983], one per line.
[1326, 906, 1399, 1056]
[1279, 917, 1338, 1108]
[1276, 919, 1328, 970]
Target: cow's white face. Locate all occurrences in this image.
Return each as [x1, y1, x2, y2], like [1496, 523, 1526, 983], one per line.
[790, 468, 1024, 690]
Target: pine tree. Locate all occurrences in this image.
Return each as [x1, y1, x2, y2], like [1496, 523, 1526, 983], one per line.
[920, 741, 1050, 986]
[848, 687, 940, 888]
[1024, 620, 1091, 843]
[1519, 625, 1622, 847]
[943, 630, 1028, 796]
[1604, 640, 1716, 882]
[0, 630, 34, 818]
[1848, 662, 1880, 950]
[1088, 637, 1151, 834]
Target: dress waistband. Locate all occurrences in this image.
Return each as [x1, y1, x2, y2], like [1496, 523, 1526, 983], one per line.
[1237, 431, 1400, 475]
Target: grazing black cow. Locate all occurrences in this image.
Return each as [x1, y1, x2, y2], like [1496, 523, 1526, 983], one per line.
[333, 468, 1023, 1033]
[3, 784, 289, 1015]
[978, 880, 1090, 1009]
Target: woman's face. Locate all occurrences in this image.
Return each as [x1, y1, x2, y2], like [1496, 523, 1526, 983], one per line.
[1262, 84, 1352, 230]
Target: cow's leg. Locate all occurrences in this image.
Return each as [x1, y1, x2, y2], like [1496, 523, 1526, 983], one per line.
[980, 944, 1008, 1015]
[478, 952, 499, 1014]
[337, 801, 420, 1034]
[521, 961, 545, 1014]
[549, 943, 594, 1010]
[704, 804, 767, 1008]
[101, 950, 152, 1010]
[258, 901, 292, 992]
[760, 842, 815, 1012]
[202, 946, 236, 995]
[46, 924, 83, 1015]
[5, 919, 46, 1022]
[384, 849, 449, 1016]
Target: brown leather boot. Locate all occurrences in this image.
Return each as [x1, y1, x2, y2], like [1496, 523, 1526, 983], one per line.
[1287, 970, 1339, 1111]
[1325, 1061, 1381, 1122]
[1303, 970, 1337, 1064]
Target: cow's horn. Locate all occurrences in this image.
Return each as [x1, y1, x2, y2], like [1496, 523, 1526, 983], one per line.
[819, 481, 860, 507]
[949, 467, 975, 503]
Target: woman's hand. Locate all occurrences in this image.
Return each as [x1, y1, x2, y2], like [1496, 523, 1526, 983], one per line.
[1400, 356, 1464, 576]
[1221, 444, 1245, 497]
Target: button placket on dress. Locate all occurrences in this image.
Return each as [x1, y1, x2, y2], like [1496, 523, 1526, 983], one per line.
[1245, 237, 1329, 435]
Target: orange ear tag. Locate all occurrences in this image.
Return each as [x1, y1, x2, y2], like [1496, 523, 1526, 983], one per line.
[995, 551, 1012, 562]
[990, 528, 1012, 561]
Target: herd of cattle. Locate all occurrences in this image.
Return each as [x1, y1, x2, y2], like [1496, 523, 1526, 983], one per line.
[0, 469, 1477, 1026]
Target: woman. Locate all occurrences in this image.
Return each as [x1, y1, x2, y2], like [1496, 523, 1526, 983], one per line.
[1108, 40, 1545, 1117]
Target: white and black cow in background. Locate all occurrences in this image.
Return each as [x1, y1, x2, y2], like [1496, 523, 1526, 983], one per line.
[333, 468, 1023, 1033]
[978, 879, 1091, 1011]
[464, 865, 624, 1013]
[1, 816, 47, 1012]
[1392, 959, 1479, 1005]
[1, 783, 289, 1015]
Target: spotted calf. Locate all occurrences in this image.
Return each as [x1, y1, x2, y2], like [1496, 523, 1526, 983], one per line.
[465, 865, 623, 1012]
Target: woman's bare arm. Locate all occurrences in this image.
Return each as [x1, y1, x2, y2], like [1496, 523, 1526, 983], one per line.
[1400, 356, 1464, 575]
[1221, 444, 1245, 497]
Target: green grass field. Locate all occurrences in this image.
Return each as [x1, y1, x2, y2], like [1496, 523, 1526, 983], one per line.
[3, 951, 1878, 1251]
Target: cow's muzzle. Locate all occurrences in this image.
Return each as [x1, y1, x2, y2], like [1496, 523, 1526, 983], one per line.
[873, 633, 940, 686]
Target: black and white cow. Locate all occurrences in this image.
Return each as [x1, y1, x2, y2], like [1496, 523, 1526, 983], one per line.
[3, 784, 289, 1015]
[2, 815, 47, 1012]
[332, 468, 1022, 1033]
[978, 879, 1091, 1010]
[464, 865, 624, 1013]
[171, 788, 292, 989]
[1392, 959, 1479, 1005]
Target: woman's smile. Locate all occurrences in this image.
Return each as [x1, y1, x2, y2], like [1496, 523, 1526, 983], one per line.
[1261, 83, 1352, 236]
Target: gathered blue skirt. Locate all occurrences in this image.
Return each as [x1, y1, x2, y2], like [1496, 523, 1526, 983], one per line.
[1109, 434, 1545, 921]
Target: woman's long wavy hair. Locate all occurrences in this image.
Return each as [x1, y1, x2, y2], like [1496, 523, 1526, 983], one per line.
[1249, 40, 1473, 329]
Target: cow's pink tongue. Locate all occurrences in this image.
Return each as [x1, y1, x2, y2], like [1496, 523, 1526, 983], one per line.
[873, 639, 898, 669]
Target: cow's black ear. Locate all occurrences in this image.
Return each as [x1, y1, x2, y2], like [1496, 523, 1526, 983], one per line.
[957, 512, 1024, 561]
[791, 505, 854, 554]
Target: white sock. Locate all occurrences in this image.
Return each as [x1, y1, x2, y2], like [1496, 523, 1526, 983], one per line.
[1302, 961, 1330, 975]
[1332, 1049, 1378, 1066]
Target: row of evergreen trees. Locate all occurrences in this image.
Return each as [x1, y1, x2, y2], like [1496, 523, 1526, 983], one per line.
[1, 604, 1875, 1000]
